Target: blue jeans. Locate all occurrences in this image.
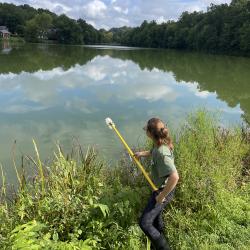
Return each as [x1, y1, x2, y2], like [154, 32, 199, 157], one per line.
[139, 188, 175, 241]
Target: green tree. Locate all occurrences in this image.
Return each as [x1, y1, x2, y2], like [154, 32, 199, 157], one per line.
[77, 18, 99, 44]
[99, 29, 113, 44]
[240, 22, 250, 53]
[54, 14, 83, 44]
[231, 0, 249, 6]
[24, 13, 52, 41]
[34, 13, 52, 39]
[24, 18, 39, 42]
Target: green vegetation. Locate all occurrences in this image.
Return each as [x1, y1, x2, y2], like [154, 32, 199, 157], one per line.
[0, 111, 250, 249]
[0, 36, 24, 43]
[24, 13, 53, 42]
[115, 0, 250, 56]
[0, 3, 100, 44]
[1, 1, 250, 56]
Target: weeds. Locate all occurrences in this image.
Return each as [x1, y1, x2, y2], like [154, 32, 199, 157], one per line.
[0, 111, 249, 249]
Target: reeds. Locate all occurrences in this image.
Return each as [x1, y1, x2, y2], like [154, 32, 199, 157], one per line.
[0, 110, 249, 249]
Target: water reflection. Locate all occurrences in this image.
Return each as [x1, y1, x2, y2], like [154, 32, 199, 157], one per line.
[1, 40, 12, 54]
[0, 44, 249, 183]
[106, 49, 250, 123]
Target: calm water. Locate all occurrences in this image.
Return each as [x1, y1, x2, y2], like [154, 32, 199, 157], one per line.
[1, 42, 250, 184]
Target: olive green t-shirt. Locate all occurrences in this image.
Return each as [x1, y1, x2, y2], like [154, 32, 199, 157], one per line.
[150, 144, 176, 188]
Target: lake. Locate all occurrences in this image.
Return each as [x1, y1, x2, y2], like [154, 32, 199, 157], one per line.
[1, 42, 250, 184]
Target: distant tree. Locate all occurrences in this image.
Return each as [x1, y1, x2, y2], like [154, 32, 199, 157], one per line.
[110, 26, 131, 44]
[35, 13, 52, 39]
[111, 0, 250, 56]
[99, 29, 113, 43]
[24, 13, 52, 41]
[24, 18, 39, 42]
[54, 14, 83, 44]
[240, 22, 250, 53]
[231, 0, 249, 6]
[77, 19, 99, 44]
[0, 3, 96, 44]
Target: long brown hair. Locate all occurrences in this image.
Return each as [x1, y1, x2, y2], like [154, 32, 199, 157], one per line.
[145, 118, 174, 150]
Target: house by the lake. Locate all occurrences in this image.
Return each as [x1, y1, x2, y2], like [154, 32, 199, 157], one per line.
[0, 26, 11, 39]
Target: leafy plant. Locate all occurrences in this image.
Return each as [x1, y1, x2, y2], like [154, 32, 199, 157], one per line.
[0, 110, 249, 249]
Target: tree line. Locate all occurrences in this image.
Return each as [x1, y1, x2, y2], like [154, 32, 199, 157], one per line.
[113, 0, 250, 55]
[0, 3, 110, 44]
[0, 0, 250, 55]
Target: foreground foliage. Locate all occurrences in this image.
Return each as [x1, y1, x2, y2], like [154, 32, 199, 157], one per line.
[0, 111, 249, 249]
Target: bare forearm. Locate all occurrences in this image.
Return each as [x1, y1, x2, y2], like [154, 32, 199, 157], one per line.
[140, 150, 151, 157]
[161, 171, 179, 196]
[134, 150, 151, 158]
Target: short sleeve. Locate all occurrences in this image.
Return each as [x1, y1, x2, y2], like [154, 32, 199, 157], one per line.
[158, 154, 176, 178]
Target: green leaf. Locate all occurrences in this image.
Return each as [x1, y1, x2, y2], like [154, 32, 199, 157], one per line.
[52, 232, 59, 241]
[94, 203, 110, 217]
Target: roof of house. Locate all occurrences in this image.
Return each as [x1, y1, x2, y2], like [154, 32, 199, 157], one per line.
[0, 26, 8, 30]
[0, 30, 10, 34]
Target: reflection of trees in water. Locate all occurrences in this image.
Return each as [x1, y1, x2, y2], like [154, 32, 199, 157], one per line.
[0, 44, 100, 73]
[106, 49, 250, 124]
[1, 40, 12, 54]
[1, 44, 250, 122]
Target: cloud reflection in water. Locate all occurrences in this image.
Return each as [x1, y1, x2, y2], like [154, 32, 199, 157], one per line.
[0, 54, 243, 183]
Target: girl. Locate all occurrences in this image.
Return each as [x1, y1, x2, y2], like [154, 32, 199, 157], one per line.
[135, 118, 179, 250]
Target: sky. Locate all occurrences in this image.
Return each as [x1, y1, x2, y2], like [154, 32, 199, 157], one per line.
[1, 0, 231, 29]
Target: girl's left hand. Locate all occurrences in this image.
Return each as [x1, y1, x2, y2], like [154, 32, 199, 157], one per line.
[155, 192, 166, 204]
[134, 152, 142, 159]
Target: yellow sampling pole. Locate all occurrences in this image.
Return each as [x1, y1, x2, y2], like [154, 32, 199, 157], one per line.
[105, 118, 157, 191]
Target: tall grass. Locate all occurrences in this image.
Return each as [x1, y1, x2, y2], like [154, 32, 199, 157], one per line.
[0, 111, 249, 249]
[168, 111, 250, 249]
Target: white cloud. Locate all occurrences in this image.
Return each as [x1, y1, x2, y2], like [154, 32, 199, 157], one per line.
[117, 17, 129, 25]
[186, 5, 202, 13]
[123, 8, 128, 15]
[33, 67, 70, 80]
[134, 84, 177, 102]
[65, 98, 96, 113]
[156, 16, 167, 24]
[87, 20, 97, 27]
[113, 6, 122, 12]
[83, 0, 107, 18]
[31, 1, 72, 15]
[113, 6, 128, 14]
[195, 90, 210, 98]
[52, 3, 72, 14]
[180, 80, 214, 99]
[112, 72, 120, 78]
[202, 0, 231, 5]
[84, 64, 106, 81]
[219, 105, 243, 114]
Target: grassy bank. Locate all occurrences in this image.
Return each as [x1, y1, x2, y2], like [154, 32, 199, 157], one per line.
[0, 36, 25, 43]
[0, 111, 249, 249]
